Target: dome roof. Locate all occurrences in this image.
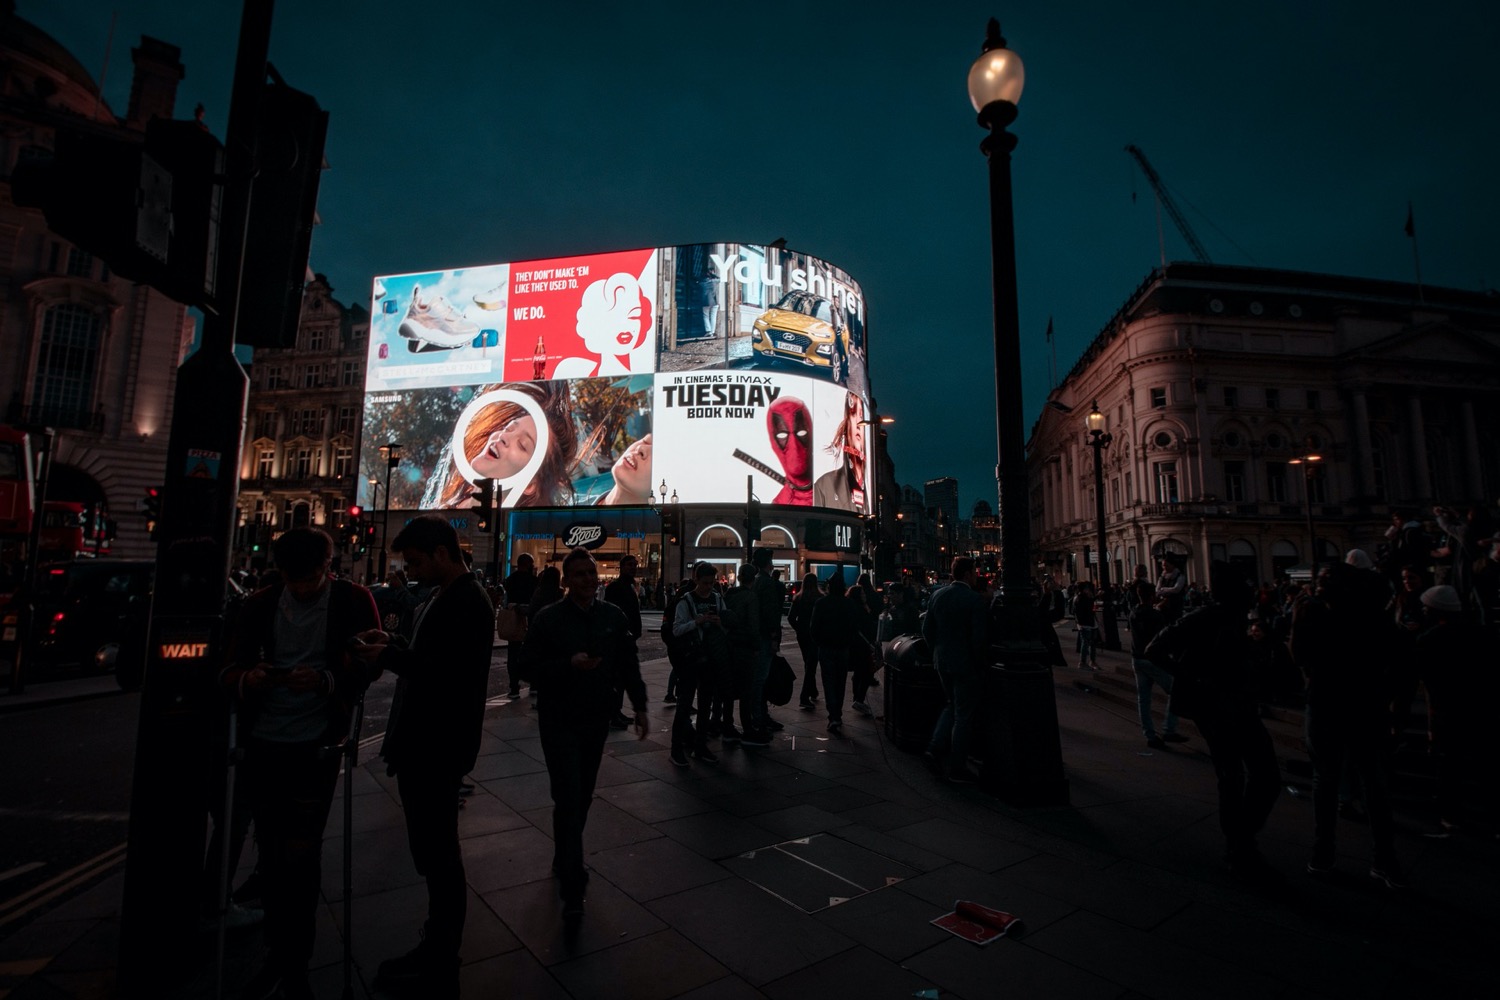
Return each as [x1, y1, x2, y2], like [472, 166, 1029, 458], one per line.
[2, 2, 105, 97]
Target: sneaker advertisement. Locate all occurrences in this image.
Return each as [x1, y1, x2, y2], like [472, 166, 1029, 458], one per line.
[358, 241, 871, 514]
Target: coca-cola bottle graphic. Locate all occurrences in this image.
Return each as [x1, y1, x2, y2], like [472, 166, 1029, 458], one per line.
[532, 335, 547, 380]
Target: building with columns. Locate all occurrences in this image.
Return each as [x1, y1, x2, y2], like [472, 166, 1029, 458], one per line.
[1026, 263, 1500, 587]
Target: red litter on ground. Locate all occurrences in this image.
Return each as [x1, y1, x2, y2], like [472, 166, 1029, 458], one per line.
[931, 900, 1023, 945]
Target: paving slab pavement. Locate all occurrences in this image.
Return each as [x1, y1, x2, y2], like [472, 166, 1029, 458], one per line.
[3, 630, 1497, 999]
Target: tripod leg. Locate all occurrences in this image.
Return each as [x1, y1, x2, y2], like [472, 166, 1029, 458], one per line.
[214, 704, 238, 1000]
[341, 694, 364, 1000]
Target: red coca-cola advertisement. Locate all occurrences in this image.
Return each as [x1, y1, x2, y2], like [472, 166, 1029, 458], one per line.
[501, 248, 659, 381]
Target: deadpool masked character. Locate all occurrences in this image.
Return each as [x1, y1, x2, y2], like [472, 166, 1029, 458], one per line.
[768, 397, 813, 505]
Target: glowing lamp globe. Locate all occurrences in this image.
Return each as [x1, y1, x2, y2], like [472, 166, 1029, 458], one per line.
[967, 45, 1025, 111]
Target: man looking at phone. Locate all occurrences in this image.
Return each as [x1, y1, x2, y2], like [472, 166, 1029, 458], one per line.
[673, 561, 733, 762]
[352, 516, 493, 996]
[222, 528, 380, 1000]
[521, 547, 648, 916]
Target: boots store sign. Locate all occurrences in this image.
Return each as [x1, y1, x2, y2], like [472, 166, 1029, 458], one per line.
[559, 522, 608, 549]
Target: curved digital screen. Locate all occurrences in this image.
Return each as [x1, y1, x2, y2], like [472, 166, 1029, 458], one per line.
[359, 242, 871, 513]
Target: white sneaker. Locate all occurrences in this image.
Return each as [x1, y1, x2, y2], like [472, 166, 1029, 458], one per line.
[472, 286, 506, 310]
[398, 284, 479, 348]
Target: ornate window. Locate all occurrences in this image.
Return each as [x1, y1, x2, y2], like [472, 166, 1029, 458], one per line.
[1224, 461, 1246, 501]
[35, 303, 103, 425]
[291, 447, 316, 479]
[1266, 462, 1288, 502]
[1153, 461, 1179, 503]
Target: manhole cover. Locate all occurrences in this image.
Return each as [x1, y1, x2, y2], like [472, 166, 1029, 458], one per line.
[725, 833, 917, 912]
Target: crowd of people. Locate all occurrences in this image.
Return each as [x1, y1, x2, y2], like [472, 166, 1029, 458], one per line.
[1038, 515, 1498, 890]
[207, 502, 1496, 997]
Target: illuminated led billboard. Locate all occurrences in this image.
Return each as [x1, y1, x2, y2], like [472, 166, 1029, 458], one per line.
[360, 243, 870, 514]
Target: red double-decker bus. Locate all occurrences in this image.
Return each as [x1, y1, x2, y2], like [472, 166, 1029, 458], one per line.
[0, 427, 111, 568]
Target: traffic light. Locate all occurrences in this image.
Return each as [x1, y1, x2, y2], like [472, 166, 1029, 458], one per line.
[140, 487, 163, 539]
[11, 122, 223, 307]
[236, 82, 329, 348]
[346, 505, 363, 547]
[664, 506, 682, 545]
[469, 478, 495, 533]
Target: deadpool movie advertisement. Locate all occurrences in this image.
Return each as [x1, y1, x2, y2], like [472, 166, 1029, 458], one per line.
[649, 372, 866, 511]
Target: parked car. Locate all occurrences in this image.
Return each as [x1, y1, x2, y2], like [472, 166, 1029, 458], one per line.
[31, 559, 154, 685]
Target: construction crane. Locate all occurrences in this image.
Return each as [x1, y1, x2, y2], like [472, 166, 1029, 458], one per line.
[1125, 144, 1211, 265]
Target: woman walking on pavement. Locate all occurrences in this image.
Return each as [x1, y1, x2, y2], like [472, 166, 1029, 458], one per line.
[1073, 580, 1099, 669]
[788, 574, 822, 709]
[810, 575, 861, 736]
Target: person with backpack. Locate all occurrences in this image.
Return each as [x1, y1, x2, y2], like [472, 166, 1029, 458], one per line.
[1127, 579, 1188, 749]
[670, 563, 732, 764]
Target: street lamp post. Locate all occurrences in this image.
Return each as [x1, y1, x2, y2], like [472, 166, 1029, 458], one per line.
[969, 18, 1067, 805]
[658, 479, 669, 587]
[366, 477, 380, 582]
[1289, 444, 1323, 581]
[1085, 401, 1121, 650]
[858, 415, 895, 579]
[378, 443, 402, 579]
[670, 487, 683, 582]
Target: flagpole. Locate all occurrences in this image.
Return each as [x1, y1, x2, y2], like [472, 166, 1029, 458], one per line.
[1405, 202, 1424, 302]
[1046, 316, 1056, 388]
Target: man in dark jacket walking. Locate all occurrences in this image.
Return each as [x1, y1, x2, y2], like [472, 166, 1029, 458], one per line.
[810, 574, 861, 736]
[1147, 561, 1280, 884]
[1292, 561, 1406, 888]
[747, 548, 785, 734]
[523, 548, 649, 916]
[354, 516, 493, 995]
[922, 557, 988, 783]
[502, 553, 538, 697]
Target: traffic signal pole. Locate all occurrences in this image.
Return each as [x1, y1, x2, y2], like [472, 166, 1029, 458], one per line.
[118, 1, 272, 992]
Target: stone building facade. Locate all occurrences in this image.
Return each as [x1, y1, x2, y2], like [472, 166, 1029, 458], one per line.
[234, 276, 369, 570]
[1, 8, 196, 560]
[1026, 263, 1500, 587]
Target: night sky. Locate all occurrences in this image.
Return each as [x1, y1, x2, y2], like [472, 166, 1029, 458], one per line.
[32, 1, 1500, 517]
